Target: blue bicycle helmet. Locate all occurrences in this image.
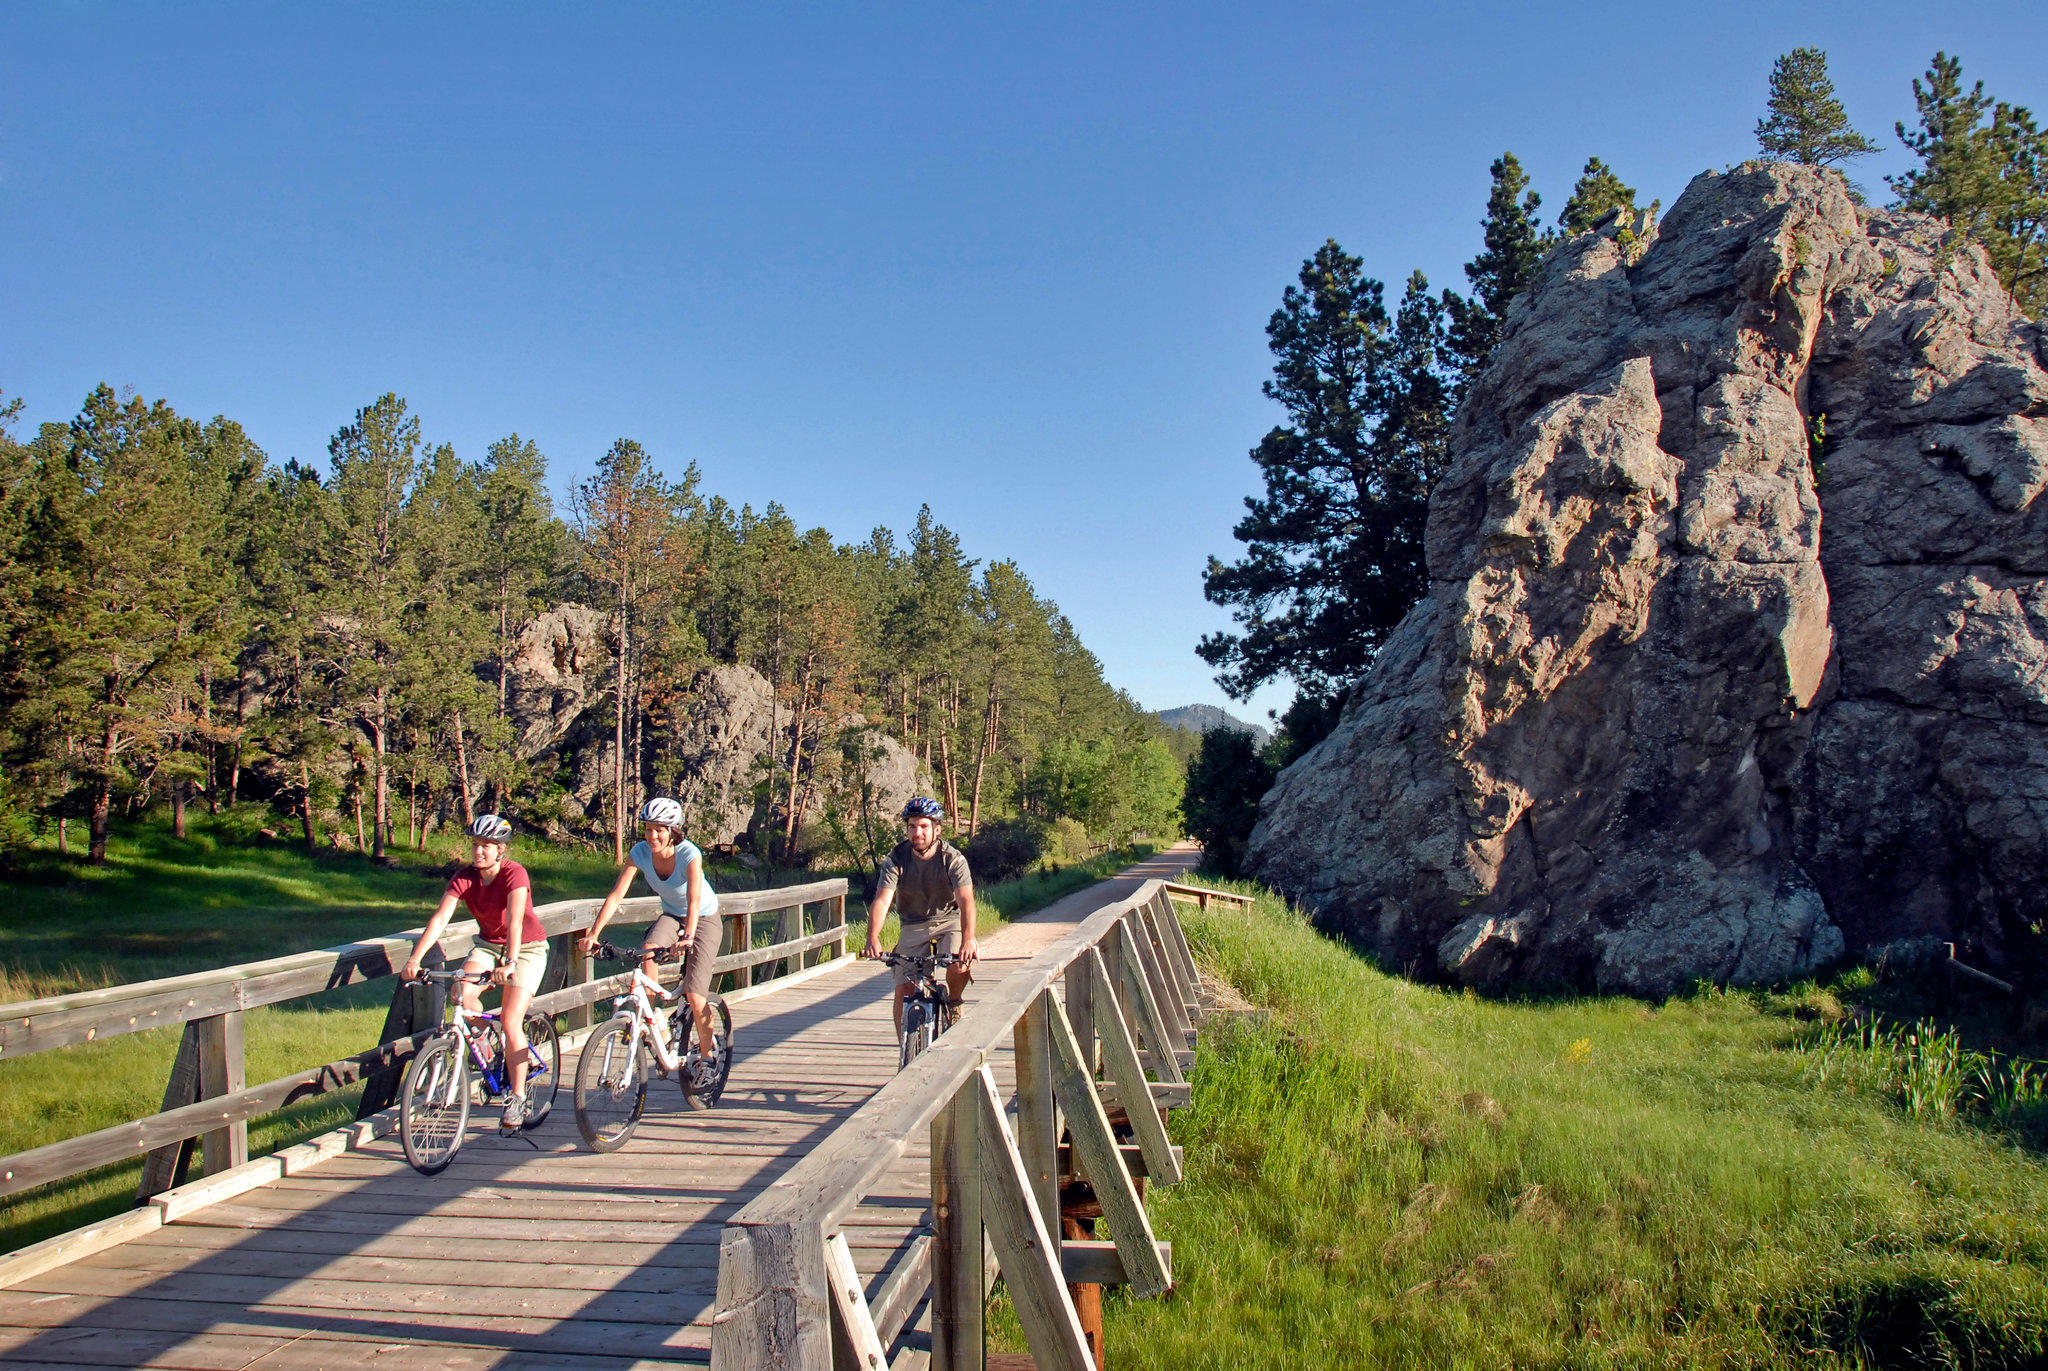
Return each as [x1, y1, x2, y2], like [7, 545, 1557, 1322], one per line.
[901, 796, 945, 822]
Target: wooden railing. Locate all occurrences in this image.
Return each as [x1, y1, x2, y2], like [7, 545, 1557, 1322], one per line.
[0, 879, 849, 1202]
[1163, 880, 1252, 911]
[712, 878, 1205, 1370]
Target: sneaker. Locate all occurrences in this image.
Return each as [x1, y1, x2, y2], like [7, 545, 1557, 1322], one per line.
[686, 1058, 716, 1091]
[499, 1093, 527, 1131]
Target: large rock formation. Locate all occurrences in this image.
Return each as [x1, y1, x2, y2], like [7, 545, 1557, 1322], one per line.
[1247, 163, 2048, 994]
[503, 607, 921, 849]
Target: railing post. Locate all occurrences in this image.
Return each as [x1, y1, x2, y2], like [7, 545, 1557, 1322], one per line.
[567, 934, 593, 1032]
[1014, 994, 1059, 1230]
[931, 1076, 984, 1371]
[712, 1220, 834, 1369]
[1065, 952, 1097, 1085]
[196, 1011, 247, 1175]
[776, 900, 805, 980]
[833, 892, 848, 960]
[137, 1025, 203, 1200]
[734, 912, 755, 989]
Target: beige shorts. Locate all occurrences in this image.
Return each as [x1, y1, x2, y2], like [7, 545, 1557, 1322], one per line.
[643, 913, 722, 998]
[892, 913, 961, 987]
[466, 939, 548, 993]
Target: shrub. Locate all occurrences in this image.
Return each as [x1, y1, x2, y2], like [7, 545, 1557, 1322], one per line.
[963, 816, 1049, 884]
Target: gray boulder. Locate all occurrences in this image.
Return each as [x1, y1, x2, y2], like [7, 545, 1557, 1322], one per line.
[1247, 163, 2047, 994]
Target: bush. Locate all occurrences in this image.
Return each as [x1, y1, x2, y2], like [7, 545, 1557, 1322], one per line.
[1183, 727, 1273, 876]
[1047, 816, 1093, 863]
[963, 816, 1049, 884]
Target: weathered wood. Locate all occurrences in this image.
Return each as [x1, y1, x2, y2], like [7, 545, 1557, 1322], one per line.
[1063, 954, 1096, 1084]
[826, 1230, 892, 1371]
[0, 1206, 163, 1291]
[970, 1066, 1092, 1371]
[567, 934, 594, 1031]
[1121, 912, 1193, 1053]
[1162, 880, 1251, 907]
[1112, 927, 1185, 1088]
[196, 1010, 248, 1174]
[867, 1234, 933, 1353]
[1043, 983, 1170, 1297]
[930, 1077, 983, 1371]
[732, 911, 756, 989]
[778, 903, 809, 980]
[1013, 995, 1059, 1233]
[1152, 892, 1205, 1010]
[1054, 1142, 1182, 1178]
[716, 924, 847, 974]
[1060, 1239, 1174, 1286]
[1086, 949, 1181, 1185]
[1138, 892, 1200, 1022]
[711, 1220, 833, 1369]
[135, 1020, 203, 1201]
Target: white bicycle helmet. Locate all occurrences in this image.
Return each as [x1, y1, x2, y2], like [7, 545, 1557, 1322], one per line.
[468, 813, 513, 843]
[637, 797, 684, 829]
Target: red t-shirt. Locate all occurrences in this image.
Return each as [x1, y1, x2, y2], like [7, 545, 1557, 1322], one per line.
[446, 860, 543, 944]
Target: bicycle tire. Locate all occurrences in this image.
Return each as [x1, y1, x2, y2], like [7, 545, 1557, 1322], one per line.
[399, 1036, 470, 1175]
[899, 1000, 927, 1071]
[521, 1010, 561, 1128]
[681, 996, 734, 1111]
[574, 1016, 648, 1152]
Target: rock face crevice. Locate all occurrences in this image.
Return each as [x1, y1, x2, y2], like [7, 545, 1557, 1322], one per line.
[1246, 163, 2048, 995]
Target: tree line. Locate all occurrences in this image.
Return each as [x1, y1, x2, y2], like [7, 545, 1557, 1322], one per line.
[0, 387, 1181, 867]
[1189, 48, 2047, 872]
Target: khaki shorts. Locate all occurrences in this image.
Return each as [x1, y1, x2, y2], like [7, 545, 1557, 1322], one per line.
[643, 913, 722, 998]
[466, 939, 548, 993]
[892, 913, 961, 987]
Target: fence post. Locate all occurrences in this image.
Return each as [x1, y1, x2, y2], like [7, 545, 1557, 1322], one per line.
[776, 900, 805, 979]
[733, 912, 755, 989]
[1014, 994, 1059, 1230]
[137, 1026, 203, 1200]
[930, 1077, 984, 1371]
[1064, 951, 1097, 1084]
[195, 1011, 248, 1174]
[567, 935, 593, 1032]
[833, 892, 848, 960]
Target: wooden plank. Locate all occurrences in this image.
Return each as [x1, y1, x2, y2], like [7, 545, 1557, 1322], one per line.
[1012, 994, 1058, 1233]
[969, 1066, 1091, 1371]
[825, 1230, 892, 1371]
[149, 1153, 284, 1223]
[136, 1019, 203, 1200]
[1136, 893, 1199, 1023]
[716, 924, 845, 974]
[0, 1325, 693, 1371]
[929, 1077, 982, 1371]
[1086, 949, 1181, 1185]
[1151, 891, 1205, 1010]
[710, 1220, 833, 1370]
[1113, 924, 1185, 1085]
[865, 1234, 932, 1352]
[1121, 913, 1193, 1056]
[777, 902, 806, 980]
[1043, 986, 1169, 1297]
[1162, 880, 1251, 907]
[1059, 1239, 1174, 1286]
[196, 1010, 248, 1174]
[0, 1205, 163, 1291]
[1055, 1142, 1181, 1179]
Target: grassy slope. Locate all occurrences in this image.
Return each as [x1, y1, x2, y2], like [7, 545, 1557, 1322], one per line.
[0, 814, 1158, 1254]
[992, 880, 2048, 1371]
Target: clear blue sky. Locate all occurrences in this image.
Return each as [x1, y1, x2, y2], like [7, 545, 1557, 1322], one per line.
[4, 3, 2041, 726]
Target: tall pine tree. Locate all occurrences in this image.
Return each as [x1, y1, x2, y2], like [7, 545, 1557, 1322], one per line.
[1444, 153, 1549, 388]
[1755, 47, 1878, 168]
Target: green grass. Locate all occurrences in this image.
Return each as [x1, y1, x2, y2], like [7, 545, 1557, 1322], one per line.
[989, 878, 2048, 1370]
[0, 818, 1162, 1255]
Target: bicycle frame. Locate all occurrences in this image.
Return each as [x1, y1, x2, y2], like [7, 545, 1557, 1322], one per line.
[418, 972, 518, 1102]
[609, 962, 685, 1074]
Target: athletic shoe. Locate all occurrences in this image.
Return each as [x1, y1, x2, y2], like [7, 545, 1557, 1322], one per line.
[686, 1058, 716, 1091]
[500, 1093, 527, 1131]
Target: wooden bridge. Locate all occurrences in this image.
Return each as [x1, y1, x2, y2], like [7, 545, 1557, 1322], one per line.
[0, 847, 1229, 1369]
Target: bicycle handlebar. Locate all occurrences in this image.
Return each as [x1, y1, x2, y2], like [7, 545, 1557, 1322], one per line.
[591, 941, 682, 966]
[877, 951, 962, 969]
[408, 968, 492, 984]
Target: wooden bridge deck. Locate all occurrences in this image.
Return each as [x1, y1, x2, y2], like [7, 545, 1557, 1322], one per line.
[0, 847, 1197, 1370]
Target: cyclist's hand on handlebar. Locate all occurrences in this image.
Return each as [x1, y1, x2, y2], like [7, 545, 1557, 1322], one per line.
[489, 965, 510, 987]
[861, 938, 882, 961]
[958, 936, 978, 966]
[400, 959, 422, 983]
[577, 932, 597, 956]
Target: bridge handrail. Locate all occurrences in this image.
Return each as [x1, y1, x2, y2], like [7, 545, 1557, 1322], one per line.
[0, 878, 850, 1201]
[713, 875, 1207, 1369]
[1163, 879, 1254, 908]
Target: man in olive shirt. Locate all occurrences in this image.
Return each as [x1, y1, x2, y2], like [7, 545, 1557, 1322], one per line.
[862, 796, 978, 1030]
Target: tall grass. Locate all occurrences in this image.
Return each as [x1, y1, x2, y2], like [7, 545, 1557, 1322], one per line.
[990, 879, 2048, 1370]
[1796, 1015, 2048, 1129]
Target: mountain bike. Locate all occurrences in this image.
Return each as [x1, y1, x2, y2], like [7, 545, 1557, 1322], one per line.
[881, 950, 961, 1070]
[574, 942, 734, 1152]
[396, 968, 561, 1175]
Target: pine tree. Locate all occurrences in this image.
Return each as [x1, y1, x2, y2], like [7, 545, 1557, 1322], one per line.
[1444, 153, 1549, 386]
[1890, 53, 2048, 316]
[1756, 47, 1878, 168]
[1557, 157, 1642, 235]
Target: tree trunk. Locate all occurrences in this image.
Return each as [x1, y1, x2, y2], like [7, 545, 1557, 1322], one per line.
[452, 711, 475, 825]
[371, 688, 389, 860]
[172, 780, 187, 840]
[354, 785, 366, 853]
[89, 725, 116, 864]
[968, 681, 999, 838]
[498, 586, 511, 721]
[406, 769, 419, 849]
[229, 673, 248, 805]
[200, 668, 216, 813]
[58, 817, 67, 856]
[783, 662, 815, 850]
[614, 598, 629, 863]
[937, 727, 959, 836]
[298, 762, 317, 854]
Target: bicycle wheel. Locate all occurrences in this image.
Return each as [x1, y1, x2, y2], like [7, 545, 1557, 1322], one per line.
[574, 1017, 648, 1152]
[520, 1010, 561, 1128]
[399, 1036, 470, 1175]
[899, 1000, 928, 1071]
[681, 996, 734, 1111]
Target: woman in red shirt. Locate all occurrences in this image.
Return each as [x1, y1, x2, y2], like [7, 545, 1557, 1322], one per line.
[401, 815, 548, 1130]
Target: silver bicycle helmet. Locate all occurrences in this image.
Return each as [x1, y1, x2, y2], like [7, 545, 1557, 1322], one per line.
[637, 797, 685, 829]
[468, 813, 513, 843]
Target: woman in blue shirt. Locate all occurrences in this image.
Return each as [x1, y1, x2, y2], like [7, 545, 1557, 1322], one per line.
[582, 797, 723, 1086]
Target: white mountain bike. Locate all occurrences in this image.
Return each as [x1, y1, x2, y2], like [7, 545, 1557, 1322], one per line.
[573, 942, 733, 1152]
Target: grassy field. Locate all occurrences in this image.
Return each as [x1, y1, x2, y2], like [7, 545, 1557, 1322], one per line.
[0, 812, 1160, 1254]
[991, 879, 2048, 1371]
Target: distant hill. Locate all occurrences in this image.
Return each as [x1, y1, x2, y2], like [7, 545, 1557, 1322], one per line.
[1155, 704, 1271, 747]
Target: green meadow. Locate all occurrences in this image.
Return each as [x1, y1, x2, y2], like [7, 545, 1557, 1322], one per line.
[992, 881, 2048, 1370]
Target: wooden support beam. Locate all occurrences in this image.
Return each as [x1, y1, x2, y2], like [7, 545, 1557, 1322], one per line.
[1155, 891, 1204, 1001]
[1061, 1238, 1174, 1286]
[778, 903, 808, 979]
[711, 1220, 834, 1370]
[566, 935, 593, 1031]
[1087, 948, 1181, 1186]
[1013, 995, 1059, 1233]
[1056, 1142, 1183, 1178]
[136, 1023, 203, 1201]
[732, 912, 755, 988]
[196, 1010, 248, 1175]
[826, 1230, 892, 1371]
[867, 1233, 933, 1353]
[930, 1076, 983, 1370]
[1044, 987, 1171, 1297]
[970, 1066, 1093, 1371]
[1112, 927, 1185, 1086]
[1140, 891, 1202, 1021]
[1063, 955, 1096, 1084]
[1122, 912, 1193, 1052]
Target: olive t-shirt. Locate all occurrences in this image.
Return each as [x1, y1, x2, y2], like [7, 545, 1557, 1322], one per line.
[876, 840, 972, 923]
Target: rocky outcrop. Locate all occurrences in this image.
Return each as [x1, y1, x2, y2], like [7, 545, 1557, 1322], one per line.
[501, 612, 921, 850]
[1247, 163, 2048, 994]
